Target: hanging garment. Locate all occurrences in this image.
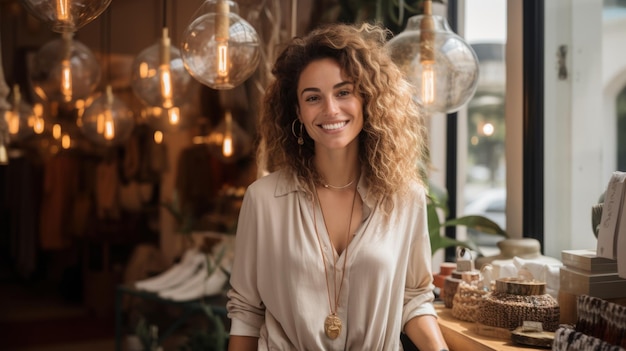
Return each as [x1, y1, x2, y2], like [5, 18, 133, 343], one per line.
[39, 154, 80, 250]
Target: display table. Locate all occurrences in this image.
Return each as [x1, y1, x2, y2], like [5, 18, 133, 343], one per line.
[435, 303, 539, 351]
[115, 285, 228, 351]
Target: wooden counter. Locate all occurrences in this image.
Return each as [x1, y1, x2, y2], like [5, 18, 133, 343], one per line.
[435, 303, 544, 351]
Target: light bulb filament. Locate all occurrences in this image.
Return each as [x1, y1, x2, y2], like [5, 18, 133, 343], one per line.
[153, 131, 163, 144]
[159, 28, 173, 108]
[61, 134, 71, 149]
[159, 64, 173, 108]
[223, 134, 233, 157]
[222, 110, 233, 157]
[61, 59, 72, 102]
[57, 0, 70, 22]
[217, 41, 229, 78]
[104, 110, 115, 140]
[52, 124, 62, 140]
[421, 62, 435, 105]
[168, 107, 180, 125]
[34, 117, 45, 134]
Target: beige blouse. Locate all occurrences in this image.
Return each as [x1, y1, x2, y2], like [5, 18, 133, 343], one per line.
[226, 170, 436, 350]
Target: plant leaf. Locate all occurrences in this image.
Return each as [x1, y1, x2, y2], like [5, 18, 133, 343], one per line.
[429, 232, 480, 255]
[442, 215, 508, 237]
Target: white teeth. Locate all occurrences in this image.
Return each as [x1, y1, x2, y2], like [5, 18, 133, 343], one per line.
[320, 121, 347, 130]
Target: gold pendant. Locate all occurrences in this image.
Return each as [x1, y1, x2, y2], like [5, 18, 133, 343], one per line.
[324, 313, 342, 339]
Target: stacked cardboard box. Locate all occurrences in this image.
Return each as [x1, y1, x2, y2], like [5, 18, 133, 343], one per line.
[558, 249, 626, 324]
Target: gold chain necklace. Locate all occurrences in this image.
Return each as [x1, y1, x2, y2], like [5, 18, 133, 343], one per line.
[312, 184, 358, 340]
[322, 178, 356, 190]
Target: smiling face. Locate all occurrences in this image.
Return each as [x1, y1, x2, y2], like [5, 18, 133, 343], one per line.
[296, 58, 364, 154]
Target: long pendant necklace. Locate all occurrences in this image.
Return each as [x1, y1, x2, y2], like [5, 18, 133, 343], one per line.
[312, 184, 358, 340]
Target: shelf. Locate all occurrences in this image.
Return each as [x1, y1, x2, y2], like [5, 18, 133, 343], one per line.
[435, 303, 535, 351]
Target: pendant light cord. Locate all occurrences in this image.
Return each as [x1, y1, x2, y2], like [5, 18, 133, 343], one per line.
[100, 6, 112, 84]
[161, 0, 176, 42]
[162, 0, 167, 29]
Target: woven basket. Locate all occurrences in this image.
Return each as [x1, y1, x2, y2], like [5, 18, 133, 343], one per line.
[451, 281, 489, 322]
[442, 270, 480, 308]
[476, 277, 560, 331]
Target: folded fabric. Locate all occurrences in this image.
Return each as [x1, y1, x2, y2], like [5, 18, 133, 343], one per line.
[135, 249, 206, 292]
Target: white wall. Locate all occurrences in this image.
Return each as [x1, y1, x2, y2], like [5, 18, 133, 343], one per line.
[543, 0, 606, 258]
[602, 9, 626, 182]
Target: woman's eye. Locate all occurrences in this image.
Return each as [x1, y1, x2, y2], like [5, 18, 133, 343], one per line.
[305, 95, 320, 103]
[337, 90, 352, 97]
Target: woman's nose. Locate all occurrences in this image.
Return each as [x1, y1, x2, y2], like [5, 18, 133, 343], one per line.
[323, 97, 339, 116]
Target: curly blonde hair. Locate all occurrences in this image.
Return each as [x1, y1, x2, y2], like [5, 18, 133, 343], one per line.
[258, 22, 429, 214]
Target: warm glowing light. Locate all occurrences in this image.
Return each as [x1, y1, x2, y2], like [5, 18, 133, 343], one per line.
[7, 85, 22, 136]
[217, 41, 229, 78]
[168, 107, 180, 125]
[103, 110, 115, 140]
[223, 135, 233, 157]
[53, 124, 62, 139]
[33, 103, 43, 118]
[158, 28, 174, 108]
[139, 62, 150, 78]
[96, 113, 104, 134]
[61, 133, 71, 149]
[57, 0, 70, 22]
[421, 62, 435, 105]
[32, 104, 45, 134]
[34, 117, 45, 134]
[482, 122, 495, 136]
[61, 59, 72, 102]
[159, 65, 173, 108]
[6, 111, 19, 135]
[0, 144, 7, 164]
[153, 130, 163, 144]
[75, 99, 86, 120]
[222, 110, 233, 157]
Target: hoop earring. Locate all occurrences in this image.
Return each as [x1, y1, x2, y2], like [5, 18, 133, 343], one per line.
[291, 119, 304, 145]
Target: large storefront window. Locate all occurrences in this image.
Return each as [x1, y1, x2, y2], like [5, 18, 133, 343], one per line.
[461, 0, 507, 254]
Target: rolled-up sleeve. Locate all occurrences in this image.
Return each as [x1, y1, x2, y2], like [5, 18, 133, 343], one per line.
[401, 185, 437, 328]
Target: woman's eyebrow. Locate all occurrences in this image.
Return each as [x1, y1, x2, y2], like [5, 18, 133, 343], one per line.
[300, 81, 352, 97]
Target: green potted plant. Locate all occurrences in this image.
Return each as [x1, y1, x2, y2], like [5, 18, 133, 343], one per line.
[426, 183, 508, 256]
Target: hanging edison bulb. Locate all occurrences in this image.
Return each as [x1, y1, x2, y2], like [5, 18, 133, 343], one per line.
[131, 28, 192, 109]
[30, 32, 101, 105]
[181, 0, 260, 90]
[204, 110, 251, 163]
[19, 0, 112, 33]
[386, 0, 479, 113]
[32, 103, 46, 135]
[3, 85, 36, 143]
[140, 105, 195, 133]
[0, 102, 9, 164]
[80, 85, 134, 146]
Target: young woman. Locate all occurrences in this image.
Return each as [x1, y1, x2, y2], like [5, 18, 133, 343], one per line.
[226, 22, 448, 350]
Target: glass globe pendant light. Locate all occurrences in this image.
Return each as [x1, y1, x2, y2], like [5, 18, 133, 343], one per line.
[204, 110, 252, 163]
[4, 85, 36, 143]
[30, 32, 101, 105]
[181, 0, 260, 90]
[132, 28, 192, 109]
[386, 0, 479, 114]
[19, 0, 112, 33]
[140, 105, 200, 133]
[80, 85, 134, 146]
